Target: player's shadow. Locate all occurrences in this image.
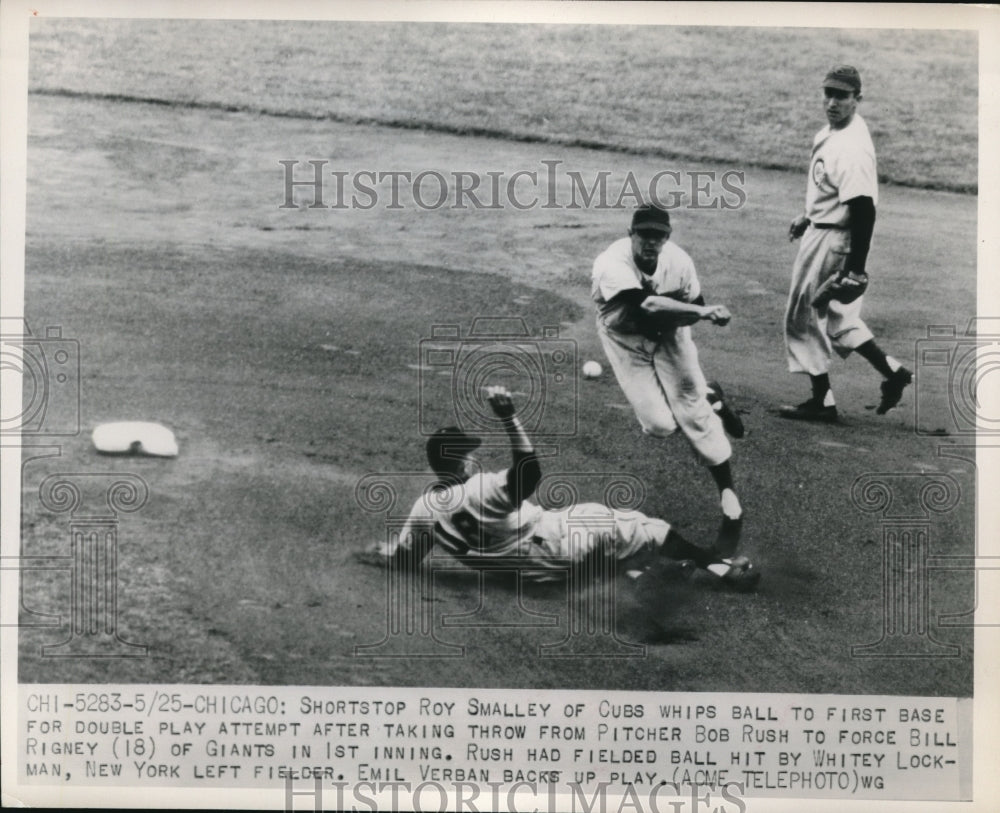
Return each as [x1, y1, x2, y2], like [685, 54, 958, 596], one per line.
[616, 559, 703, 645]
[432, 556, 703, 645]
[354, 550, 703, 644]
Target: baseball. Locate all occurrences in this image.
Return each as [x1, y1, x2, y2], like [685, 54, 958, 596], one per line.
[582, 360, 603, 379]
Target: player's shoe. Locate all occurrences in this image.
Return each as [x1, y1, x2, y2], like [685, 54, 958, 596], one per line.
[625, 558, 696, 586]
[707, 381, 745, 439]
[718, 556, 760, 592]
[876, 367, 913, 415]
[778, 398, 839, 423]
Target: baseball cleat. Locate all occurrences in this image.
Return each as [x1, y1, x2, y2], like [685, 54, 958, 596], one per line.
[876, 367, 913, 415]
[719, 556, 761, 592]
[707, 381, 745, 439]
[778, 399, 839, 423]
[627, 558, 697, 586]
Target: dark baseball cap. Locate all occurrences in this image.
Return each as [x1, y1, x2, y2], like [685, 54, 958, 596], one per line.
[630, 203, 671, 233]
[823, 65, 861, 93]
[426, 427, 481, 471]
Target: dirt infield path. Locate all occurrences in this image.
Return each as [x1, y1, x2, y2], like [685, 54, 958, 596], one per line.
[19, 94, 976, 693]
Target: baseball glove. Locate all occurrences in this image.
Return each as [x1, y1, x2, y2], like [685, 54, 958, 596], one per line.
[811, 270, 868, 308]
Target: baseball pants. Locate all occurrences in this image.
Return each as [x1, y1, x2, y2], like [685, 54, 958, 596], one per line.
[597, 322, 731, 466]
[521, 505, 671, 576]
[785, 225, 874, 375]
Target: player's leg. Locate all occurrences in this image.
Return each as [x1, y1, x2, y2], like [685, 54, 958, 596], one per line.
[597, 326, 679, 437]
[706, 380, 745, 439]
[827, 297, 914, 413]
[781, 229, 842, 421]
[707, 461, 743, 555]
[650, 334, 743, 550]
[610, 510, 760, 592]
[846, 335, 913, 415]
[539, 504, 758, 590]
[649, 332, 728, 462]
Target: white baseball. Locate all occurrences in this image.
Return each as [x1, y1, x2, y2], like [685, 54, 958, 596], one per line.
[582, 360, 603, 379]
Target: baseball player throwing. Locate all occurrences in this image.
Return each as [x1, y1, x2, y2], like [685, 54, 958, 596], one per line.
[591, 204, 745, 553]
[781, 64, 912, 422]
[368, 386, 759, 591]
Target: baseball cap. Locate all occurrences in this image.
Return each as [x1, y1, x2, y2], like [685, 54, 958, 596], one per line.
[630, 203, 671, 233]
[823, 65, 861, 93]
[426, 427, 481, 471]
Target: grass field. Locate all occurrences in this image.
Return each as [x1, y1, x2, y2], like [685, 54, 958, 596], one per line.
[28, 20, 977, 191]
[15, 21, 977, 697]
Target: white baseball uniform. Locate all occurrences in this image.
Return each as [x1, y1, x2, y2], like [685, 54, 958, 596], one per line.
[591, 238, 731, 467]
[376, 469, 669, 578]
[785, 113, 878, 374]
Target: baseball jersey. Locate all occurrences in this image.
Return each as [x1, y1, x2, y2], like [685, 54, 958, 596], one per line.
[591, 238, 701, 332]
[805, 113, 878, 226]
[382, 471, 545, 561]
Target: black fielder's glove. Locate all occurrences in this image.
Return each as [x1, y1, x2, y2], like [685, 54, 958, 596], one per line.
[811, 270, 868, 308]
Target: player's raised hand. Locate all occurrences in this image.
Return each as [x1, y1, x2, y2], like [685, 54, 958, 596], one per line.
[485, 385, 517, 419]
[789, 214, 809, 241]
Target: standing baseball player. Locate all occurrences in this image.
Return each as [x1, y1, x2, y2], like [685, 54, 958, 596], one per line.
[781, 64, 912, 422]
[591, 204, 745, 553]
[368, 385, 759, 591]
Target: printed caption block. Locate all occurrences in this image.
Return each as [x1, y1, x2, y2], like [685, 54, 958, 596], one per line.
[18, 686, 971, 802]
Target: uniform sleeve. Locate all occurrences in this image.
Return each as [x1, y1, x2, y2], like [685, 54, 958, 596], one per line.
[592, 252, 642, 304]
[831, 128, 877, 204]
[658, 245, 701, 302]
[682, 254, 701, 302]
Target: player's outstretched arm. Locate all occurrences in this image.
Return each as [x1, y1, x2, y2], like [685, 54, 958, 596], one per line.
[485, 385, 541, 504]
[356, 508, 436, 570]
[356, 535, 433, 571]
[640, 295, 731, 328]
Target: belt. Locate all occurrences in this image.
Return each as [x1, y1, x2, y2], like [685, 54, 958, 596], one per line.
[812, 222, 847, 230]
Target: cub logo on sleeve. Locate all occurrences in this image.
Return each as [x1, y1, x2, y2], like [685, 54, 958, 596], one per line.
[812, 159, 827, 186]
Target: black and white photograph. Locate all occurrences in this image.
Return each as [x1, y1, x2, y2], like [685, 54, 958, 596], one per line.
[1, 1, 996, 810]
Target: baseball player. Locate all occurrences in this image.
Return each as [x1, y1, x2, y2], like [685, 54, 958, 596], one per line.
[591, 204, 745, 552]
[369, 386, 759, 591]
[781, 64, 912, 422]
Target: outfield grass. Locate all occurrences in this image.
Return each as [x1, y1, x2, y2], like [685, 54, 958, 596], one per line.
[29, 20, 977, 191]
